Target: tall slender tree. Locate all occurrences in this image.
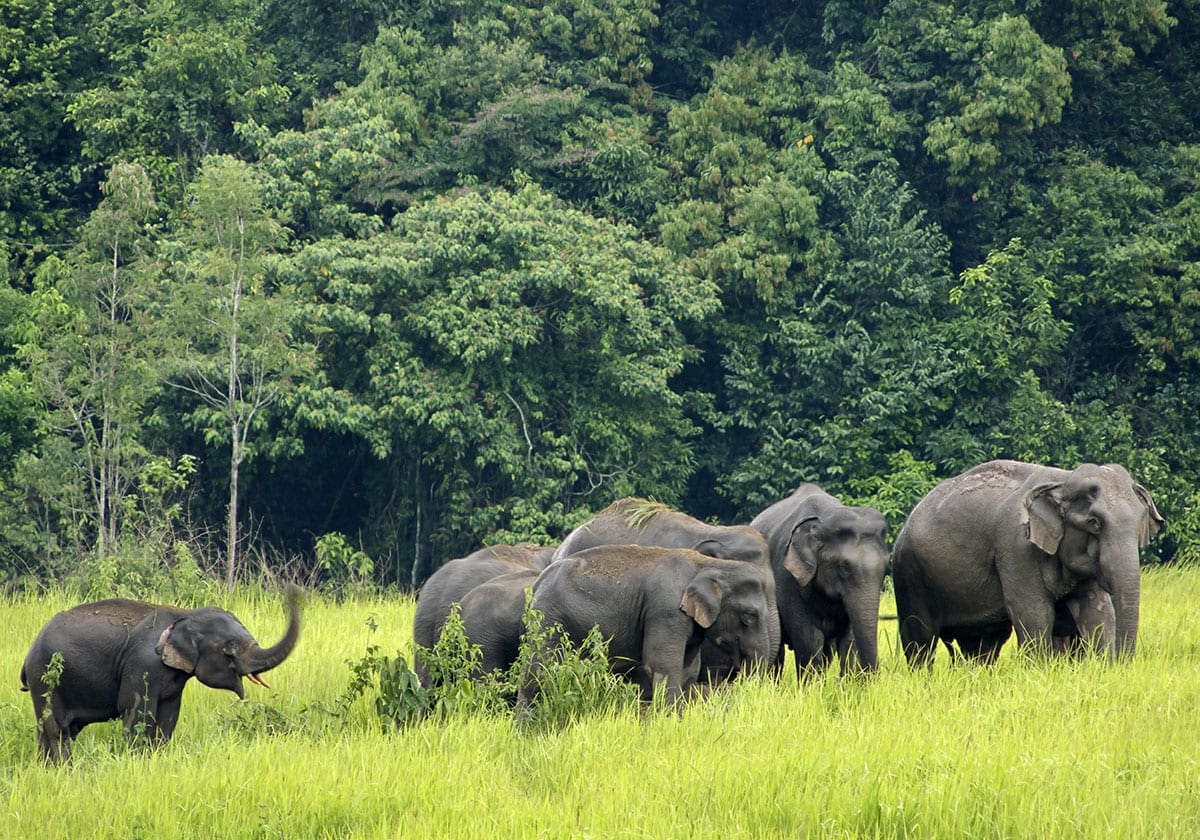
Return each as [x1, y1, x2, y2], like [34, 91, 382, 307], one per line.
[165, 155, 299, 586]
[14, 163, 158, 557]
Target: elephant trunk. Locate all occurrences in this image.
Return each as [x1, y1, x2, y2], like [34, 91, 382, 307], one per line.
[1105, 546, 1140, 660]
[846, 584, 882, 673]
[238, 585, 302, 676]
[765, 593, 782, 668]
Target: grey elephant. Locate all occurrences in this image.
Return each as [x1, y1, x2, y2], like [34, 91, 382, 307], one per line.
[893, 460, 1163, 666]
[553, 498, 769, 565]
[21, 586, 302, 763]
[456, 569, 541, 678]
[412, 542, 555, 685]
[553, 497, 779, 682]
[520, 545, 774, 704]
[750, 484, 888, 677]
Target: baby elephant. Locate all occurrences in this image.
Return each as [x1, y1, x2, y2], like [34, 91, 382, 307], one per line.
[21, 586, 301, 763]
[522, 546, 773, 704]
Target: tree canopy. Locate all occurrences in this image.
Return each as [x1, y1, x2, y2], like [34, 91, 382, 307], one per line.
[2, 0, 1197, 584]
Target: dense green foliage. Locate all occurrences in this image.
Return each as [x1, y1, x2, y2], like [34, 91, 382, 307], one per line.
[2, 0, 1197, 584]
[3, 570, 1200, 836]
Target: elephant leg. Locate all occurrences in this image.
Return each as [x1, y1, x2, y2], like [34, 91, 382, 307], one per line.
[641, 621, 696, 703]
[122, 697, 159, 747]
[150, 696, 182, 745]
[647, 670, 675, 703]
[836, 630, 858, 677]
[36, 707, 71, 764]
[1054, 588, 1115, 657]
[954, 623, 1011, 665]
[899, 613, 938, 669]
[1005, 596, 1055, 653]
[789, 625, 830, 680]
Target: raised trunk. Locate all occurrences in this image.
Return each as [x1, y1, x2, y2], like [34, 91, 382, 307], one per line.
[239, 586, 302, 674]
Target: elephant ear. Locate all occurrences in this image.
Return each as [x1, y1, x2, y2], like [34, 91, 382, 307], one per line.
[782, 516, 820, 586]
[157, 621, 198, 674]
[692, 538, 723, 558]
[1133, 482, 1165, 548]
[681, 570, 724, 628]
[1023, 483, 1065, 554]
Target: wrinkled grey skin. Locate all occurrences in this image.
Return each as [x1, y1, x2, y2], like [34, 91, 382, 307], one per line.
[552, 498, 779, 683]
[893, 460, 1163, 667]
[520, 546, 774, 704]
[21, 586, 301, 763]
[458, 569, 540, 678]
[751, 484, 888, 677]
[412, 542, 555, 685]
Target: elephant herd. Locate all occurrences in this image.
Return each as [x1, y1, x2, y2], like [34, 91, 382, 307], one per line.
[412, 459, 1164, 699]
[20, 459, 1163, 763]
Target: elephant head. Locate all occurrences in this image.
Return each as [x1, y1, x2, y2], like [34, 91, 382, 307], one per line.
[1023, 463, 1163, 658]
[680, 562, 772, 677]
[783, 503, 889, 671]
[691, 525, 770, 567]
[157, 585, 302, 697]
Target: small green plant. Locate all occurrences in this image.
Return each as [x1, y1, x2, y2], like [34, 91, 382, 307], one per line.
[1171, 489, 1200, 565]
[419, 606, 512, 720]
[507, 591, 639, 731]
[128, 671, 154, 752]
[225, 699, 298, 737]
[341, 596, 639, 732]
[372, 654, 428, 730]
[38, 651, 64, 727]
[315, 532, 376, 596]
[340, 615, 432, 730]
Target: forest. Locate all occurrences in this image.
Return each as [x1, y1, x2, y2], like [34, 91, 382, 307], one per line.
[2, 0, 1198, 590]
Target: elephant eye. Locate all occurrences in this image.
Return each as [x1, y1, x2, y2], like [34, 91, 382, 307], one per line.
[741, 609, 759, 627]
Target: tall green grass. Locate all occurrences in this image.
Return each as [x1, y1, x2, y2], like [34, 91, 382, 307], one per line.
[3, 569, 1200, 838]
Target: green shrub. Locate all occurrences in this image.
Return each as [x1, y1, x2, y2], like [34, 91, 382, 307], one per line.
[344, 595, 639, 732]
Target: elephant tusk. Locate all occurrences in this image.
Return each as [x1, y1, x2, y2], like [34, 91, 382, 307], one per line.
[247, 672, 270, 688]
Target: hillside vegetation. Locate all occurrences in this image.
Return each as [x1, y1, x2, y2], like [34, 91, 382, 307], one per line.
[1, 1, 1198, 585]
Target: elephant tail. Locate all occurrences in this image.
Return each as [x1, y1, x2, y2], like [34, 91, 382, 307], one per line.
[19, 664, 28, 692]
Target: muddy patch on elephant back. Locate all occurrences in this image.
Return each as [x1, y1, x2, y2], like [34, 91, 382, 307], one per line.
[960, 462, 1024, 493]
[578, 546, 670, 580]
[489, 543, 547, 564]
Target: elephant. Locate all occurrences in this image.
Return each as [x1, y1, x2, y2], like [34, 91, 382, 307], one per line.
[1053, 588, 1116, 655]
[750, 484, 889, 677]
[20, 585, 302, 763]
[552, 497, 780, 683]
[519, 545, 774, 705]
[456, 569, 541, 678]
[553, 497, 770, 565]
[892, 460, 1163, 667]
[412, 542, 555, 685]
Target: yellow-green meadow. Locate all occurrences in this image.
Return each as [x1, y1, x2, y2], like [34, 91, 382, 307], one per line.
[4, 568, 1199, 838]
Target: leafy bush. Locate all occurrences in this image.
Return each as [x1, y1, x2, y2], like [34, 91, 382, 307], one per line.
[508, 592, 641, 731]
[315, 532, 376, 597]
[342, 596, 639, 732]
[68, 537, 219, 604]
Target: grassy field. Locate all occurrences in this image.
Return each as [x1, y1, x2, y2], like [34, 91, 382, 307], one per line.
[2, 568, 1199, 838]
